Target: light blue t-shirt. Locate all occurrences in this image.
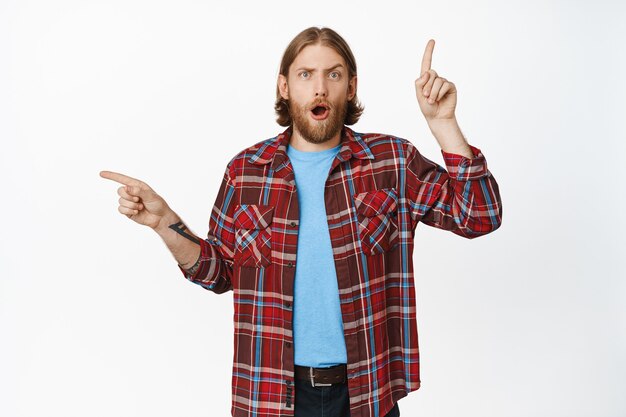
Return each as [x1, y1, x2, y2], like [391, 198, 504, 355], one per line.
[286, 142, 348, 367]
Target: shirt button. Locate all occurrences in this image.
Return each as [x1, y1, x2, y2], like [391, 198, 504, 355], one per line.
[288, 262, 294, 267]
[286, 342, 292, 348]
[285, 302, 291, 308]
[290, 221, 297, 227]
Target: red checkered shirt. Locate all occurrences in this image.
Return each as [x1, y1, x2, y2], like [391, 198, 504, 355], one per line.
[178, 125, 502, 417]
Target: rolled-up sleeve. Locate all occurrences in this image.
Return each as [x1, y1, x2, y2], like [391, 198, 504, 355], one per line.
[177, 162, 237, 294]
[405, 142, 502, 238]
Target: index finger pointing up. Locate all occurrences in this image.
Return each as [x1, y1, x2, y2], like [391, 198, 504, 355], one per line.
[421, 39, 435, 75]
[99, 170, 142, 187]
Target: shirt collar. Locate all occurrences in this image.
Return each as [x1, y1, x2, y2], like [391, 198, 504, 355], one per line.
[248, 125, 375, 167]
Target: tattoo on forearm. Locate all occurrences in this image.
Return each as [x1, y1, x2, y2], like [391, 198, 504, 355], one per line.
[169, 221, 201, 244]
[181, 253, 202, 276]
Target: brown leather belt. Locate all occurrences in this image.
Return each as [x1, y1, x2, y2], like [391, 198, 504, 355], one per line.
[295, 364, 347, 386]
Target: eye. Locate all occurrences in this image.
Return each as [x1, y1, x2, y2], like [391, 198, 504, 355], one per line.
[299, 71, 309, 79]
[329, 71, 340, 79]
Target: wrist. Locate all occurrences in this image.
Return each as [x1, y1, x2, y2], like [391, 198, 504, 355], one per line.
[426, 117, 473, 158]
[426, 117, 461, 140]
[154, 208, 180, 236]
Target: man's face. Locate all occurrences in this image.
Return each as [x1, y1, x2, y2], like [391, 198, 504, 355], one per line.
[278, 43, 357, 144]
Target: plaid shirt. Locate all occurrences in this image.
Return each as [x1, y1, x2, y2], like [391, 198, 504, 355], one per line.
[178, 125, 502, 417]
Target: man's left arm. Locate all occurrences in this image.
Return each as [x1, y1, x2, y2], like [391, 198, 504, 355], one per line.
[405, 39, 502, 237]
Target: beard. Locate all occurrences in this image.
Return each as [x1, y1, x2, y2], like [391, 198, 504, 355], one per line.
[288, 98, 348, 145]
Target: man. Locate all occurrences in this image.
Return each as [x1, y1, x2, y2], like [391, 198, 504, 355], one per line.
[101, 26, 502, 417]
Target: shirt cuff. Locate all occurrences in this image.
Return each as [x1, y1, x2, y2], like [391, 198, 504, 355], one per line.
[441, 144, 489, 181]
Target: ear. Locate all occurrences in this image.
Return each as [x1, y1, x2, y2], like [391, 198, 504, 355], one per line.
[278, 74, 289, 100]
[347, 75, 357, 101]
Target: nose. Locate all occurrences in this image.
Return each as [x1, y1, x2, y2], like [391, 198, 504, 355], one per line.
[314, 74, 328, 97]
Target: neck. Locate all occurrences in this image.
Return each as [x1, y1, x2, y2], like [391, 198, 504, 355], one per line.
[289, 125, 342, 152]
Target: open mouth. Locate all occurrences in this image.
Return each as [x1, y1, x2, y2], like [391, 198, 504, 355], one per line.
[310, 104, 330, 120]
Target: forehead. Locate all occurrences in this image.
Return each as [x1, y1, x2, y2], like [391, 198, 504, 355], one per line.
[290, 43, 346, 71]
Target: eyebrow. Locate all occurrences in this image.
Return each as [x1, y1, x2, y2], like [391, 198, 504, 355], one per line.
[294, 63, 345, 72]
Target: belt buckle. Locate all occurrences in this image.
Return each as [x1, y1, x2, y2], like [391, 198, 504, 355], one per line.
[310, 367, 333, 387]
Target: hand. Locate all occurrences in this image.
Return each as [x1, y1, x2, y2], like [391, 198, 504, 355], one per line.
[100, 170, 171, 230]
[414, 39, 457, 122]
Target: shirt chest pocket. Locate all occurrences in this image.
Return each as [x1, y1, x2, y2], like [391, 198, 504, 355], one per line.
[354, 188, 400, 256]
[233, 204, 274, 268]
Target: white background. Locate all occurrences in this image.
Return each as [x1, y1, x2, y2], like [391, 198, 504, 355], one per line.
[1, 0, 625, 416]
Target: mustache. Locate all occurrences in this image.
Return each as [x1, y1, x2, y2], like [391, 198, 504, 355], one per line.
[309, 100, 331, 110]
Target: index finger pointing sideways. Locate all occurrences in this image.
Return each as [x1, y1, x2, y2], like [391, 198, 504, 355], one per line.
[99, 170, 142, 186]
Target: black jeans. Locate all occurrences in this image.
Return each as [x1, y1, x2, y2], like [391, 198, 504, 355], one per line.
[294, 377, 400, 417]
